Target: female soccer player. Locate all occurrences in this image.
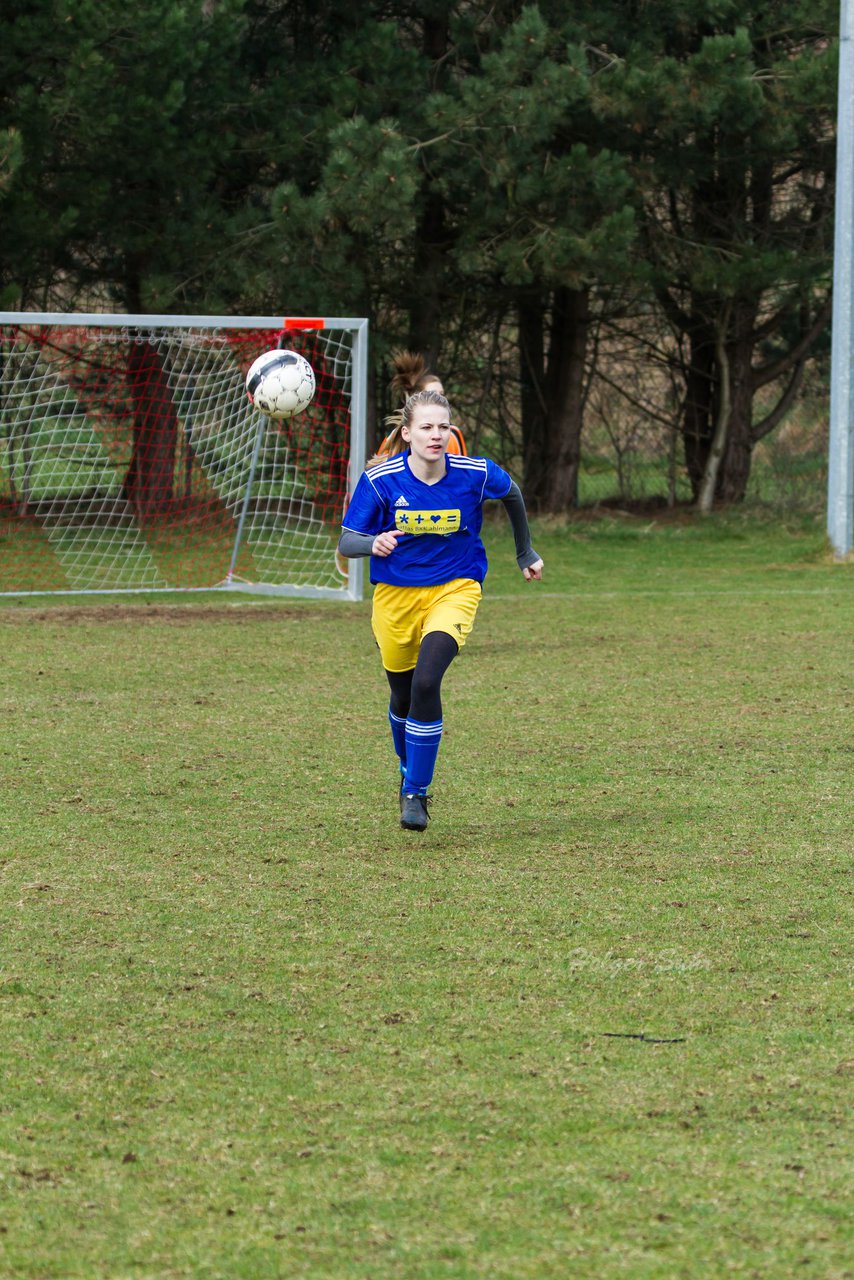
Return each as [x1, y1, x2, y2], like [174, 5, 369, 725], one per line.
[336, 352, 466, 578]
[338, 389, 543, 831]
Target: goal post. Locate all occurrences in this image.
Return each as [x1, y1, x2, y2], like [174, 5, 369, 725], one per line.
[0, 312, 368, 599]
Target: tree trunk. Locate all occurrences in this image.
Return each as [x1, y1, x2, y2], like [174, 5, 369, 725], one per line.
[518, 287, 590, 512]
[541, 286, 590, 512]
[123, 339, 178, 520]
[408, 189, 446, 367]
[716, 308, 757, 502]
[408, 15, 450, 366]
[518, 293, 548, 502]
[681, 311, 716, 500]
[696, 305, 732, 513]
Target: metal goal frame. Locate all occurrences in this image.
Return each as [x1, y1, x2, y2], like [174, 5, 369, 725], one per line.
[0, 312, 369, 600]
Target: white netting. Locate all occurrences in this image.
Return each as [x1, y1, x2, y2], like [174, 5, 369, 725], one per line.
[0, 318, 363, 596]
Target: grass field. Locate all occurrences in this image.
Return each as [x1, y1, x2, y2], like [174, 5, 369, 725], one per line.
[1, 510, 852, 1279]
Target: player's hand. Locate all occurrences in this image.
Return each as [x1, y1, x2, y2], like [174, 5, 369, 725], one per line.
[523, 559, 543, 581]
[372, 530, 404, 557]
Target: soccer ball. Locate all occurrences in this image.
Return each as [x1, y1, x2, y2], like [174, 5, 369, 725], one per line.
[245, 349, 316, 418]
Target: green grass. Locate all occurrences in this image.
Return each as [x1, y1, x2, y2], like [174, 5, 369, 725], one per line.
[1, 511, 852, 1279]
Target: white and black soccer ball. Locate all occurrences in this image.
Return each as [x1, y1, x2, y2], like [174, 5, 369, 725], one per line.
[245, 349, 316, 419]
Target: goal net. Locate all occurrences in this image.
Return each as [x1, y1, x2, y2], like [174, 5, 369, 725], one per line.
[0, 313, 368, 599]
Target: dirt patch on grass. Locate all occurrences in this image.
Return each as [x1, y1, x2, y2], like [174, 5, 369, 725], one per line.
[0, 602, 361, 625]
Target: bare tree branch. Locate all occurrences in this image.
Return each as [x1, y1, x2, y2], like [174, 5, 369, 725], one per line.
[752, 296, 831, 389]
[751, 359, 807, 443]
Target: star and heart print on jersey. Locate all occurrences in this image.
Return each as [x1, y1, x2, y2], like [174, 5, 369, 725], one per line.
[343, 452, 514, 587]
[394, 508, 461, 536]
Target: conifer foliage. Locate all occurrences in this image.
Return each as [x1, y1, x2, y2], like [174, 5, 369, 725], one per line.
[0, 0, 838, 509]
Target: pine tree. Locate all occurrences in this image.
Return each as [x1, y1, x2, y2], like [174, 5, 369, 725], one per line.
[602, 1, 836, 503]
[0, 0, 250, 310]
[420, 7, 637, 509]
[1, 0, 837, 510]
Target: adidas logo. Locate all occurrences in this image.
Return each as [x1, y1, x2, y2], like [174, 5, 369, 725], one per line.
[394, 495, 409, 507]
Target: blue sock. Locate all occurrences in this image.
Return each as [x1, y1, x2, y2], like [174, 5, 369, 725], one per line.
[403, 718, 443, 794]
[389, 709, 407, 775]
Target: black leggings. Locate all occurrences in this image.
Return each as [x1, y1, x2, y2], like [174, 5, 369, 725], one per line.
[385, 631, 459, 723]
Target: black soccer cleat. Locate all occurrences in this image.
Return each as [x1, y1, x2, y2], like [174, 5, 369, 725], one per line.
[400, 792, 431, 832]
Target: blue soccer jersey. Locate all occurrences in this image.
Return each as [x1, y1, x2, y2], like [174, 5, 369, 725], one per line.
[342, 452, 513, 586]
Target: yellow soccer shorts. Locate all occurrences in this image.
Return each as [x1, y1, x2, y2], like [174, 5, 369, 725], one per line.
[371, 577, 483, 672]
